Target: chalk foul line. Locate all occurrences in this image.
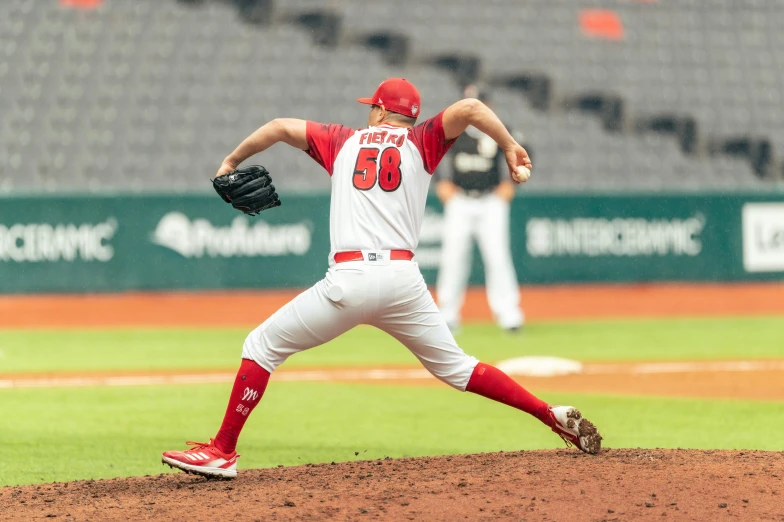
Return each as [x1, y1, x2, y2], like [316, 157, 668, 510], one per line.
[583, 360, 784, 375]
[2, 361, 784, 390]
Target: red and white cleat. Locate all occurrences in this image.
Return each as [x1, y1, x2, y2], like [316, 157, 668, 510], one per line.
[548, 406, 603, 455]
[161, 439, 239, 479]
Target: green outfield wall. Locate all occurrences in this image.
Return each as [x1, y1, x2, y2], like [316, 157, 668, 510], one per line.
[1, 192, 783, 293]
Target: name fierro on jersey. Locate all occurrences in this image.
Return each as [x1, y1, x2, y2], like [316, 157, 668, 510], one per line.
[358, 130, 406, 147]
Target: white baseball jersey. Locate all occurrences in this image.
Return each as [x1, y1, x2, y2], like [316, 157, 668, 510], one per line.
[304, 112, 454, 259]
[241, 110, 479, 393]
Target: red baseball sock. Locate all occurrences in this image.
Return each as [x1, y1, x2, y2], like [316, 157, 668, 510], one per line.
[465, 362, 552, 426]
[213, 358, 270, 454]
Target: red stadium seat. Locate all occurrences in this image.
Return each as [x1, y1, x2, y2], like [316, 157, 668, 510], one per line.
[60, 0, 103, 9]
[579, 9, 624, 41]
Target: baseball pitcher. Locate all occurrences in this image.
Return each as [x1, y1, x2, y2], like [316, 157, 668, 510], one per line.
[162, 78, 602, 479]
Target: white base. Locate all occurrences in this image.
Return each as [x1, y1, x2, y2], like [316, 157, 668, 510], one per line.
[496, 356, 583, 377]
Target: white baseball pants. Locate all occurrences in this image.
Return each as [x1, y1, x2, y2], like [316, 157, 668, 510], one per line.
[436, 193, 523, 329]
[242, 259, 479, 390]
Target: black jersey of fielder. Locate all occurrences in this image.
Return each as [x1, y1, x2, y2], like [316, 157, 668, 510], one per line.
[447, 126, 505, 194]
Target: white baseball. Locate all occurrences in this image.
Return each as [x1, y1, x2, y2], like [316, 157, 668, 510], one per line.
[513, 166, 531, 183]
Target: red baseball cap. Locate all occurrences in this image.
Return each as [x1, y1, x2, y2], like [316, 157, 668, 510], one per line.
[357, 78, 421, 118]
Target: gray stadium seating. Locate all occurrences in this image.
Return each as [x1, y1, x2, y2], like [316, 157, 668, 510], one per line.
[0, 0, 778, 193]
[310, 0, 781, 184]
[0, 0, 457, 192]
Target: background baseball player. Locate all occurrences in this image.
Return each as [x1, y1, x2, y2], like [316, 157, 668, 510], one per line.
[161, 78, 601, 479]
[435, 85, 525, 333]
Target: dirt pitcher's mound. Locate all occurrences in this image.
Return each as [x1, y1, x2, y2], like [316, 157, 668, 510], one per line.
[2, 449, 782, 521]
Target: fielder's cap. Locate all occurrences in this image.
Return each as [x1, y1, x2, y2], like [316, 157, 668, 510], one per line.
[464, 83, 491, 102]
[357, 78, 421, 118]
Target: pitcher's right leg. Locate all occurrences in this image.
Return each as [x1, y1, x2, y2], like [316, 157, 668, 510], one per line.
[465, 363, 602, 453]
[375, 263, 602, 454]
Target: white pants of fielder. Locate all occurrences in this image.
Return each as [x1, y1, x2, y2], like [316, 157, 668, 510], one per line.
[242, 258, 479, 390]
[436, 193, 523, 330]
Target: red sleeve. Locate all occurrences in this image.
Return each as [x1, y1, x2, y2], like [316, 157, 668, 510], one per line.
[305, 121, 356, 176]
[407, 110, 456, 175]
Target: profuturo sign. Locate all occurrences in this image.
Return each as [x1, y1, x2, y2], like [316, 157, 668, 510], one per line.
[151, 211, 312, 259]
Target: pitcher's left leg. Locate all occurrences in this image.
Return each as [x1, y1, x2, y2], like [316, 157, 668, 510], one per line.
[477, 195, 523, 330]
[162, 272, 365, 477]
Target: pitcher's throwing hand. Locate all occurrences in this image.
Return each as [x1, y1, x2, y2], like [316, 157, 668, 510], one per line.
[505, 144, 532, 183]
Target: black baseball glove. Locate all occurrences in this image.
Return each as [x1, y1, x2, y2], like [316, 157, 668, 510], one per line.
[212, 165, 281, 216]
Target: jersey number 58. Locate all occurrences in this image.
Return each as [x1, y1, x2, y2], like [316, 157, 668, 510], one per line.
[352, 147, 402, 192]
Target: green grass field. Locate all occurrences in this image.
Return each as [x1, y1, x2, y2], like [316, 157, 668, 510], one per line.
[1, 317, 783, 487]
[2, 317, 783, 373]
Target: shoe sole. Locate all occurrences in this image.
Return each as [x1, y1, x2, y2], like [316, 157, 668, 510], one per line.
[161, 456, 237, 479]
[567, 408, 603, 455]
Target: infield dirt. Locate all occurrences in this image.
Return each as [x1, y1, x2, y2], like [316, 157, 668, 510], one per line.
[2, 449, 782, 521]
